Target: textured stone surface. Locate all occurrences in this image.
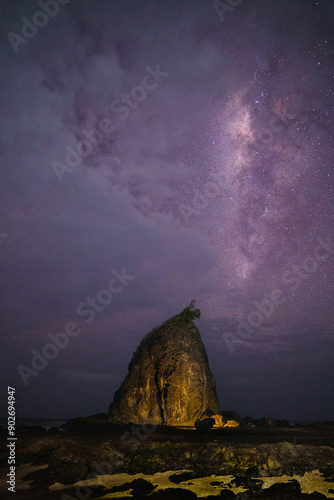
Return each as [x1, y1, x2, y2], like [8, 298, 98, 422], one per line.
[108, 304, 219, 426]
[2, 423, 334, 499]
[195, 412, 224, 430]
[224, 420, 240, 428]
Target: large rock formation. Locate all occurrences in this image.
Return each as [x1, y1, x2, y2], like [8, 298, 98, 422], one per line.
[108, 302, 219, 426]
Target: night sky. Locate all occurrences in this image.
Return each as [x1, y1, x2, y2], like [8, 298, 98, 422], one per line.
[1, 0, 333, 422]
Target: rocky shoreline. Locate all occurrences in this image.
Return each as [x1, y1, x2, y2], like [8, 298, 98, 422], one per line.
[0, 416, 333, 499]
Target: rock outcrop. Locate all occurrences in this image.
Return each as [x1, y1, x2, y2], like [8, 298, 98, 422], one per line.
[108, 302, 219, 426]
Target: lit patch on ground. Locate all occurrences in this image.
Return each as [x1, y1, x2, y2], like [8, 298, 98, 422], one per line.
[49, 469, 334, 498]
[51, 470, 250, 497]
[0, 463, 48, 491]
[258, 470, 334, 498]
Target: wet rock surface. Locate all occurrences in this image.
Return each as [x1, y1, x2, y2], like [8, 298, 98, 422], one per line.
[0, 421, 333, 499]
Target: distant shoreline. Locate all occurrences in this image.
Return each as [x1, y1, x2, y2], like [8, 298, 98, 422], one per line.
[0, 417, 68, 430]
[0, 417, 333, 430]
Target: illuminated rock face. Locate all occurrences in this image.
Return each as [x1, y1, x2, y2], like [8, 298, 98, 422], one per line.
[108, 307, 219, 426]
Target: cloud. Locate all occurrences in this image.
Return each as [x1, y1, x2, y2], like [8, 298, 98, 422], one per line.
[0, 0, 333, 420]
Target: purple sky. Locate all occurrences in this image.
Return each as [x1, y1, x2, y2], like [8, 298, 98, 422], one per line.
[1, 0, 333, 421]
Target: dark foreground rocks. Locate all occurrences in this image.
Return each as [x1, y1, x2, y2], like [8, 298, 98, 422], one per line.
[0, 422, 333, 499]
[0, 480, 331, 499]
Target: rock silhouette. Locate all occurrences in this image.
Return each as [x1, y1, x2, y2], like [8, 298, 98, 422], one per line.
[108, 302, 219, 426]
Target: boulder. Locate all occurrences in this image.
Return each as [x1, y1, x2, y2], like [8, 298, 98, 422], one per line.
[223, 420, 240, 428]
[241, 416, 258, 426]
[219, 492, 237, 499]
[195, 416, 215, 432]
[276, 419, 290, 427]
[108, 302, 219, 426]
[259, 479, 302, 499]
[195, 410, 224, 429]
[148, 488, 198, 499]
[221, 410, 242, 423]
[109, 478, 156, 495]
[212, 414, 225, 428]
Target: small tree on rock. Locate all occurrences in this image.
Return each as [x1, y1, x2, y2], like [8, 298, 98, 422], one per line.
[179, 300, 201, 323]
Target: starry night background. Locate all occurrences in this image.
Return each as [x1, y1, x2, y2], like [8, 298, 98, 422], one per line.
[0, 0, 333, 421]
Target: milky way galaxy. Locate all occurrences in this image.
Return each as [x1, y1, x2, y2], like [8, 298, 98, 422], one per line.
[0, 0, 333, 420]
